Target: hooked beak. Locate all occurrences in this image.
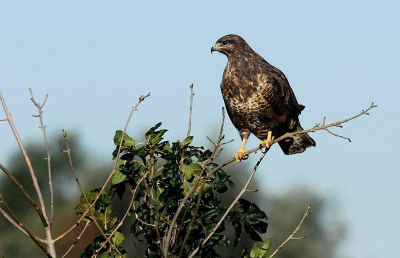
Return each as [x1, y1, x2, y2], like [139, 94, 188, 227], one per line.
[211, 43, 222, 54]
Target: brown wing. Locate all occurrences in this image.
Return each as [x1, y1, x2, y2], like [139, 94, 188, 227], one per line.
[261, 62, 304, 117]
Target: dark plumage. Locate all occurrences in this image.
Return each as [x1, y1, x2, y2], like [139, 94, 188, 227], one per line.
[211, 34, 315, 161]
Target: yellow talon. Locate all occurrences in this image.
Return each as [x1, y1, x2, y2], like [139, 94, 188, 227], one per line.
[260, 131, 274, 149]
[235, 137, 249, 162]
[235, 151, 249, 163]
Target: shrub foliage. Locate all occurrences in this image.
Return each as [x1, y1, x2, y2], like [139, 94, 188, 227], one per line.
[76, 123, 269, 257]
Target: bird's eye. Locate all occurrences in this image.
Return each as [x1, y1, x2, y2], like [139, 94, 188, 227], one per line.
[222, 41, 228, 45]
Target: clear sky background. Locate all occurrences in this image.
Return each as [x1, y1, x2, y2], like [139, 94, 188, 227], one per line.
[0, 1, 399, 257]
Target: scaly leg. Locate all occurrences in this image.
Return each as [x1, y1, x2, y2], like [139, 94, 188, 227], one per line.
[235, 137, 249, 163]
[260, 131, 274, 149]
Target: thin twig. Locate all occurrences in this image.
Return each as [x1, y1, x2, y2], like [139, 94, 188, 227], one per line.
[162, 182, 199, 257]
[29, 89, 54, 226]
[54, 93, 150, 242]
[62, 130, 123, 257]
[0, 164, 48, 227]
[178, 180, 206, 258]
[0, 195, 52, 257]
[0, 91, 55, 257]
[172, 190, 196, 254]
[61, 221, 91, 258]
[205, 103, 377, 180]
[189, 150, 268, 258]
[0, 206, 45, 243]
[164, 107, 228, 256]
[187, 84, 194, 137]
[274, 102, 377, 143]
[268, 205, 312, 258]
[93, 171, 149, 256]
[325, 128, 351, 142]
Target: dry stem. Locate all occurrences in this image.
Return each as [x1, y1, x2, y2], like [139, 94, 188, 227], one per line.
[172, 102, 375, 256]
[0, 206, 45, 243]
[268, 205, 312, 258]
[61, 221, 91, 258]
[54, 93, 150, 244]
[61, 130, 123, 256]
[93, 171, 149, 257]
[187, 84, 194, 137]
[0, 195, 52, 257]
[29, 88, 55, 226]
[0, 91, 55, 257]
[0, 164, 48, 227]
[188, 150, 267, 258]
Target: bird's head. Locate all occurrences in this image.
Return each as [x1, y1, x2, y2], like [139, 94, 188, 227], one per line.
[211, 34, 252, 58]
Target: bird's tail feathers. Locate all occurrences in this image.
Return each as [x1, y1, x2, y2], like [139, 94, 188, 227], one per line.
[278, 124, 316, 155]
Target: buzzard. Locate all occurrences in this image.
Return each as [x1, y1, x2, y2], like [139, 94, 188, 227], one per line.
[211, 34, 316, 162]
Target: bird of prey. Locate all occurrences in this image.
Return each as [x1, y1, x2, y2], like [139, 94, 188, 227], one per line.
[211, 34, 316, 162]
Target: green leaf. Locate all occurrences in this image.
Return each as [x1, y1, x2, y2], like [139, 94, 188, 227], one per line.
[98, 205, 113, 228]
[180, 136, 193, 148]
[114, 130, 123, 146]
[259, 239, 272, 257]
[232, 221, 242, 247]
[112, 160, 126, 185]
[163, 142, 172, 152]
[250, 243, 260, 258]
[252, 220, 268, 234]
[98, 253, 108, 258]
[113, 131, 135, 147]
[110, 216, 118, 229]
[214, 181, 228, 193]
[112, 231, 125, 246]
[123, 134, 135, 147]
[145, 122, 162, 140]
[241, 246, 249, 258]
[182, 163, 202, 180]
[245, 224, 263, 242]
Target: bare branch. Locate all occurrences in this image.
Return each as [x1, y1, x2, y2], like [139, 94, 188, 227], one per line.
[206, 136, 216, 146]
[62, 130, 123, 257]
[0, 164, 48, 227]
[178, 180, 206, 258]
[325, 128, 351, 142]
[205, 103, 377, 180]
[0, 206, 45, 243]
[0, 195, 52, 257]
[55, 93, 150, 242]
[189, 150, 268, 258]
[164, 102, 376, 257]
[29, 88, 55, 226]
[268, 205, 312, 258]
[0, 91, 56, 257]
[93, 171, 149, 256]
[0, 92, 50, 226]
[187, 84, 194, 137]
[164, 107, 228, 256]
[61, 221, 91, 258]
[274, 102, 377, 143]
[162, 181, 199, 257]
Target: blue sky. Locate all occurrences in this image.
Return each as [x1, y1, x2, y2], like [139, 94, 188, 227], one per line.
[1, 1, 399, 257]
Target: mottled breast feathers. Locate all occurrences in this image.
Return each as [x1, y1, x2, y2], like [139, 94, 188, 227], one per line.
[212, 34, 316, 155]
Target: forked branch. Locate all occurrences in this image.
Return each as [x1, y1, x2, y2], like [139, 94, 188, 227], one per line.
[188, 150, 268, 258]
[55, 93, 150, 243]
[268, 205, 312, 258]
[29, 88, 54, 226]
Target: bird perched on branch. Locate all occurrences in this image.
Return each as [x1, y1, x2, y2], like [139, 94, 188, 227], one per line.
[211, 34, 315, 162]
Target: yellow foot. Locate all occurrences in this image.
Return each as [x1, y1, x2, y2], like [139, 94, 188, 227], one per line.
[235, 151, 249, 163]
[260, 136, 275, 149]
